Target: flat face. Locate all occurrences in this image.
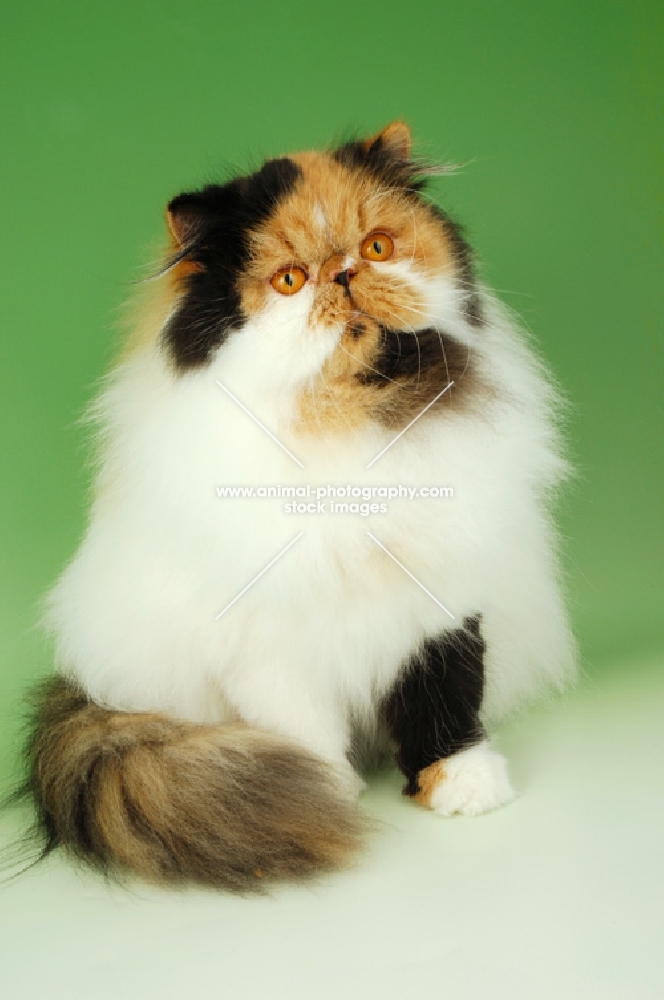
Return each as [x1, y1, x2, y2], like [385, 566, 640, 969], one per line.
[158, 125, 482, 431]
[240, 150, 454, 330]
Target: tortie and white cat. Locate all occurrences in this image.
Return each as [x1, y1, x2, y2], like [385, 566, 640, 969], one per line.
[23, 122, 574, 890]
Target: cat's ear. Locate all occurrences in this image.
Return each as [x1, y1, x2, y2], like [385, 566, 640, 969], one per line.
[166, 193, 207, 246]
[367, 121, 412, 161]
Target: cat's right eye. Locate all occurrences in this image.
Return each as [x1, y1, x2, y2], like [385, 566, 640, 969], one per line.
[270, 266, 308, 296]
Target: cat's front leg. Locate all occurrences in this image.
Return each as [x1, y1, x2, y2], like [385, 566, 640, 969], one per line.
[382, 615, 515, 817]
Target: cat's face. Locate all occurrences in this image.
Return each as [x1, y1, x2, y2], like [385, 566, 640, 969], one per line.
[161, 122, 480, 430]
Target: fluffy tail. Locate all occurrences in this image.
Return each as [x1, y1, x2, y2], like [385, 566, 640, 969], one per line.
[22, 676, 364, 891]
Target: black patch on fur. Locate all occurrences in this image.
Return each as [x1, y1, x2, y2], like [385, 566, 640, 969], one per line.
[164, 157, 302, 369]
[355, 326, 470, 387]
[429, 206, 482, 327]
[381, 616, 486, 795]
[333, 137, 426, 195]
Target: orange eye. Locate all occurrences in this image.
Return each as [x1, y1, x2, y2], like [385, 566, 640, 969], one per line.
[270, 266, 308, 295]
[360, 232, 394, 262]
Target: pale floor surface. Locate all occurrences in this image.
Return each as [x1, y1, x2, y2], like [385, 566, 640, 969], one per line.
[1, 655, 662, 1000]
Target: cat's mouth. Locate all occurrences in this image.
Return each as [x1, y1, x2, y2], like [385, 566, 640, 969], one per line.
[334, 277, 373, 325]
[341, 292, 384, 337]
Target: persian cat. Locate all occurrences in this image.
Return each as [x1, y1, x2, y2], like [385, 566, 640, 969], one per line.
[24, 122, 575, 890]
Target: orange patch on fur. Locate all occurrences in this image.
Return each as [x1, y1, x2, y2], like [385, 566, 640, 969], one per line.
[235, 150, 468, 435]
[413, 759, 447, 808]
[119, 139, 479, 430]
[241, 151, 455, 317]
[295, 318, 474, 434]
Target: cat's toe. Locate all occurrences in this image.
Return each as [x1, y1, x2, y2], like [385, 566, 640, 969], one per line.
[413, 741, 516, 817]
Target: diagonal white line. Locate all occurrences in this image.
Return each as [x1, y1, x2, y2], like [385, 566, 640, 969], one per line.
[215, 380, 305, 468]
[215, 532, 305, 620]
[365, 380, 454, 469]
[366, 531, 455, 620]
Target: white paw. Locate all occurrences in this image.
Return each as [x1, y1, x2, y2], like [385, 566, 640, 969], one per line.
[427, 741, 516, 817]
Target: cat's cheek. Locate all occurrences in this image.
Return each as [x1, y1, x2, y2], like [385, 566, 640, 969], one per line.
[238, 278, 270, 319]
[377, 261, 459, 329]
[422, 274, 477, 331]
[350, 266, 431, 332]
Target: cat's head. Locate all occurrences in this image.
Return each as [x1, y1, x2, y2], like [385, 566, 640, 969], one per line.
[158, 122, 482, 430]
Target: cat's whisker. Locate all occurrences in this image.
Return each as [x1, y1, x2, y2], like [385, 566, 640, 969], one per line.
[435, 328, 452, 389]
[407, 203, 420, 273]
[388, 325, 403, 367]
[338, 343, 399, 385]
[317, 368, 354, 430]
[382, 307, 421, 337]
[462, 336, 474, 381]
[362, 188, 392, 212]
[307, 373, 326, 434]
[392, 317, 422, 390]
[379, 295, 433, 325]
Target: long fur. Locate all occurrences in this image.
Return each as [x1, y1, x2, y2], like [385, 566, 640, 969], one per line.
[23, 676, 363, 891]
[16, 122, 575, 888]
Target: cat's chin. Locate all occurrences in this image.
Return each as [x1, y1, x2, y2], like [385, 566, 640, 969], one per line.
[209, 306, 343, 401]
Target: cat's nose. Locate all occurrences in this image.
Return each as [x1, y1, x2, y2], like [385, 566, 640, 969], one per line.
[334, 267, 357, 288]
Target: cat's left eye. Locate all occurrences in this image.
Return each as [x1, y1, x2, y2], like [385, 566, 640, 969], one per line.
[360, 232, 394, 262]
[270, 266, 308, 296]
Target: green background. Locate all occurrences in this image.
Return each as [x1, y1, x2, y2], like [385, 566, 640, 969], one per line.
[1, 0, 662, 791]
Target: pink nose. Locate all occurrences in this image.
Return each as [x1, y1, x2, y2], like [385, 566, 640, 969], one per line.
[334, 267, 358, 288]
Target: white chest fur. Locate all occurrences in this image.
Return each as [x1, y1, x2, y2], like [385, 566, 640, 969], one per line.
[46, 297, 574, 767]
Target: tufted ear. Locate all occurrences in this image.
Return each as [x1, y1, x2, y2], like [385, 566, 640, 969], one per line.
[366, 120, 412, 161]
[166, 192, 208, 246]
